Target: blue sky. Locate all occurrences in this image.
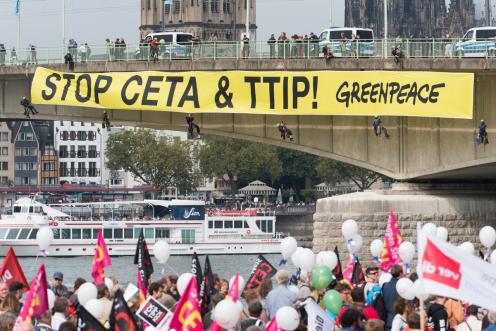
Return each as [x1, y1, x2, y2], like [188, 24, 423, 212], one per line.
[0, 0, 345, 48]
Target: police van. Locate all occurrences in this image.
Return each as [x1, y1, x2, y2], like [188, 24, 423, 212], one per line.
[455, 27, 496, 57]
[319, 27, 375, 57]
[143, 31, 193, 57]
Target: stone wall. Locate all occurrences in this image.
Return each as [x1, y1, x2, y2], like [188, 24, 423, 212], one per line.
[277, 214, 313, 248]
[313, 190, 496, 266]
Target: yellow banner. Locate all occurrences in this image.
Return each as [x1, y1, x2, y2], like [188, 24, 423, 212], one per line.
[31, 67, 474, 119]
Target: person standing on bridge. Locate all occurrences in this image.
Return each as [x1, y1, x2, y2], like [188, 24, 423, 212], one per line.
[0, 44, 6, 66]
[268, 34, 276, 58]
[29, 44, 37, 64]
[477, 119, 489, 146]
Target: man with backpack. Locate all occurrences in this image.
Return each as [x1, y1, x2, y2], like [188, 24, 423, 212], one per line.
[383, 265, 403, 331]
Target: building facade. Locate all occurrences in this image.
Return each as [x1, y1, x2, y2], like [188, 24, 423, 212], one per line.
[54, 121, 103, 185]
[139, 0, 256, 40]
[0, 123, 14, 187]
[13, 122, 39, 186]
[344, 0, 475, 38]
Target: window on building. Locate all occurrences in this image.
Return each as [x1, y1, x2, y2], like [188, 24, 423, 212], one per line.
[88, 131, 96, 141]
[223, 0, 230, 13]
[77, 131, 87, 141]
[29, 177, 36, 185]
[211, 0, 219, 13]
[1, 177, 8, 185]
[22, 122, 29, 127]
[30, 148, 37, 156]
[77, 146, 86, 158]
[1, 162, 7, 171]
[0, 132, 8, 141]
[164, 3, 170, 14]
[173, 0, 180, 14]
[61, 131, 68, 141]
[1, 147, 7, 156]
[202, 0, 208, 12]
[60, 121, 64, 126]
[88, 146, 97, 158]
[69, 131, 76, 141]
[44, 162, 55, 171]
[25, 132, 34, 141]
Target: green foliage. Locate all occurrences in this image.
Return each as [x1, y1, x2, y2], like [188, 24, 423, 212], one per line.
[315, 158, 383, 191]
[300, 189, 317, 202]
[198, 136, 282, 192]
[105, 129, 197, 193]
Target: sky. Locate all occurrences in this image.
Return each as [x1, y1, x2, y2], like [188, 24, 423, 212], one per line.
[0, 0, 344, 48]
[0, 0, 490, 48]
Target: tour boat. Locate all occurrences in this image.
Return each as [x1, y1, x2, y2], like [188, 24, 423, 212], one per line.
[0, 198, 283, 257]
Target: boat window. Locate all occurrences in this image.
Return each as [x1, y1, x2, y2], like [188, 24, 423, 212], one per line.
[62, 229, 70, 239]
[256, 220, 260, 229]
[6, 229, 19, 240]
[103, 228, 113, 239]
[13, 206, 21, 213]
[144, 228, 154, 239]
[0, 229, 8, 239]
[18, 228, 31, 239]
[214, 221, 222, 229]
[181, 229, 195, 244]
[208, 221, 213, 229]
[262, 221, 267, 232]
[72, 229, 81, 239]
[93, 229, 99, 239]
[52, 229, 60, 239]
[29, 228, 38, 239]
[243, 221, 249, 228]
[134, 228, 143, 239]
[225, 220, 233, 229]
[124, 228, 133, 239]
[268, 220, 273, 233]
[29, 207, 33, 213]
[82, 229, 92, 239]
[155, 228, 170, 238]
[21, 207, 28, 213]
[234, 220, 242, 228]
[114, 228, 123, 239]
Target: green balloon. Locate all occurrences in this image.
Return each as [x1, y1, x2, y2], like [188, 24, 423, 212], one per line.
[312, 265, 333, 290]
[323, 290, 343, 315]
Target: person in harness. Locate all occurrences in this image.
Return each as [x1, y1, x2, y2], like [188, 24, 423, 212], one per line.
[373, 116, 390, 139]
[277, 121, 294, 141]
[477, 119, 489, 145]
[20, 97, 38, 118]
[186, 114, 201, 139]
[102, 110, 111, 131]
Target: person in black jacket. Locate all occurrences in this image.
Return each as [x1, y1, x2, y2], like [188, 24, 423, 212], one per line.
[427, 296, 449, 331]
[382, 264, 403, 331]
[240, 300, 264, 331]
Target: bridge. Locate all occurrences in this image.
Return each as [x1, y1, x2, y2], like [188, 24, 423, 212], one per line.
[1, 58, 495, 181]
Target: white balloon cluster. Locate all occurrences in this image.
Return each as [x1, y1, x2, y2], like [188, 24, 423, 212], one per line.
[370, 239, 383, 258]
[342, 219, 363, 254]
[286, 239, 316, 272]
[85, 298, 105, 319]
[77, 282, 97, 306]
[399, 241, 415, 264]
[316, 251, 338, 270]
[281, 237, 298, 260]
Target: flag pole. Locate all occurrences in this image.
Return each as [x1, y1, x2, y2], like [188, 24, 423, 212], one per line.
[17, 10, 20, 50]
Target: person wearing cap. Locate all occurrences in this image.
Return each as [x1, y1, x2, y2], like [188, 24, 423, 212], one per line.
[8, 281, 27, 299]
[51, 272, 69, 297]
[265, 270, 297, 319]
[363, 266, 379, 299]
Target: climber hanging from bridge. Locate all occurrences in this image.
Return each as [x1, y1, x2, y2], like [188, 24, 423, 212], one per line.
[373, 116, 390, 139]
[102, 110, 111, 131]
[477, 119, 489, 146]
[20, 97, 38, 118]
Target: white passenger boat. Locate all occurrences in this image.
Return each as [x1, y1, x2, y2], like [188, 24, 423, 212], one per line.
[0, 198, 283, 257]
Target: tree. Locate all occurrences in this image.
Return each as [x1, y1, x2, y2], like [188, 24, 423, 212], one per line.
[275, 148, 319, 199]
[106, 129, 197, 193]
[316, 158, 386, 191]
[198, 136, 282, 193]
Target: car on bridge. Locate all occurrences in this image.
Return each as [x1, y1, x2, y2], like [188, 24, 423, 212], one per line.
[143, 32, 193, 58]
[455, 27, 496, 57]
[319, 27, 375, 57]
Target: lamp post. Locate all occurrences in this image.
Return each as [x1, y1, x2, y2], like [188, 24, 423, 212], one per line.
[383, 0, 388, 58]
[245, 0, 250, 37]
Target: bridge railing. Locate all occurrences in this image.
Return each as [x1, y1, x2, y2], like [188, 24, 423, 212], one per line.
[0, 38, 495, 65]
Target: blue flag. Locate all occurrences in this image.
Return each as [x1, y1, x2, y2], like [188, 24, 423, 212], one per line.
[15, 0, 20, 16]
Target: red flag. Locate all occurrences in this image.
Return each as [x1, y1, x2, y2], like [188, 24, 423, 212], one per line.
[0, 247, 29, 291]
[91, 229, 111, 285]
[380, 209, 403, 271]
[15, 264, 49, 325]
[227, 272, 240, 302]
[169, 277, 203, 331]
[265, 317, 282, 331]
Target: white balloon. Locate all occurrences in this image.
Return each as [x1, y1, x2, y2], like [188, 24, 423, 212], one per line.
[281, 237, 298, 259]
[399, 241, 415, 264]
[291, 247, 304, 268]
[480, 226, 496, 248]
[36, 226, 54, 250]
[77, 282, 97, 306]
[276, 306, 300, 331]
[379, 273, 392, 287]
[396, 278, 415, 300]
[342, 219, 358, 240]
[436, 227, 449, 242]
[153, 240, 171, 264]
[235, 300, 244, 312]
[47, 289, 55, 310]
[422, 223, 437, 237]
[347, 234, 363, 254]
[214, 299, 241, 329]
[491, 250, 496, 264]
[412, 279, 428, 300]
[84, 298, 105, 319]
[104, 277, 114, 291]
[370, 239, 384, 258]
[177, 273, 195, 296]
[229, 275, 245, 296]
[316, 251, 338, 270]
[458, 242, 475, 255]
[299, 248, 315, 272]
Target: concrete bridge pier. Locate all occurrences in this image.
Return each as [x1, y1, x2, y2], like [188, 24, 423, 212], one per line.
[312, 183, 496, 263]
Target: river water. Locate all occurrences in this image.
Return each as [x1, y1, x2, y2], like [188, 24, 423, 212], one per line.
[18, 254, 296, 287]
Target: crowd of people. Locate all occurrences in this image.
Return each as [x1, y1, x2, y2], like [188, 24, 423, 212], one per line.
[0, 261, 494, 331]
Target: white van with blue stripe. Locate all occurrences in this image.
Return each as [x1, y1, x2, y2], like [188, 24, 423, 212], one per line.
[455, 27, 496, 57]
[319, 27, 375, 57]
